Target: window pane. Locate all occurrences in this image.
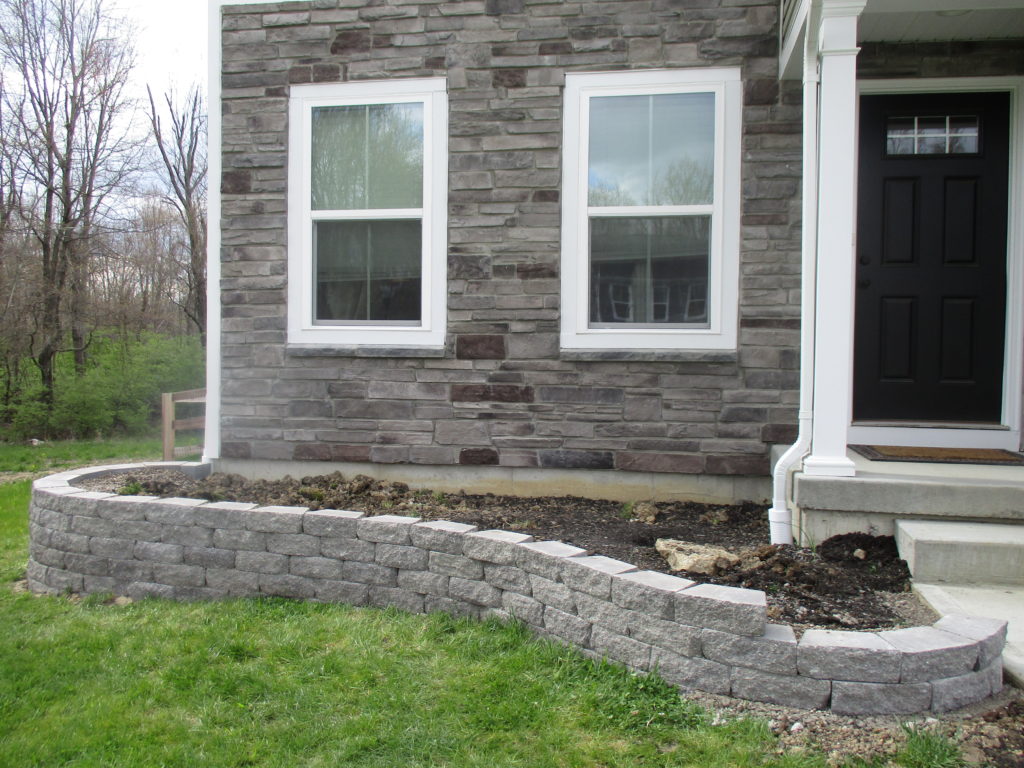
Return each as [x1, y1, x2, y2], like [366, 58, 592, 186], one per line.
[589, 216, 710, 326]
[314, 220, 421, 322]
[311, 103, 423, 210]
[588, 93, 714, 206]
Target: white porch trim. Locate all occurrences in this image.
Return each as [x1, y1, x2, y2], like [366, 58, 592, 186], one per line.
[802, 0, 865, 478]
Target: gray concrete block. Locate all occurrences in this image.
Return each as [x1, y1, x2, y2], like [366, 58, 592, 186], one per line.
[212, 529, 267, 551]
[368, 586, 425, 614]
[357, 514, 422, 544]
[397, 569, 449, 596]
[134, 541, 184, 564]
[933, 614, 1007, 668]
[484, 564, 532, 594]
[290, 555, 345, 580]
[731, 668, 832, 709]
[611, 570, 694, 619]
[429, 551, 484, 580]
[410, 520, 478, 554]
[651, 649, 731, 695]
[205, 568, 260, 594]
[674, 583, 766, 637]
[931, 666, 996, 713]
[267, 533, 320, 556]
[99, 496, 158, 520]
[144, 497, 206, 525]
[109, 559, 153, 582]
[449, 576, 502, 607]
[425, 595, 482, 620]
[260, 573, 317, 599]
[591, 626, 651, 671]
[544, 606, 592, 646]
[574, 592, 631, 634]
[64, 553, 111, 577]
[342, 561, 397, 586]
[315, 579, 369, 606]
[161, 525, 215, 548]
[529, 574, 577, 613]
[236, 550, 289, 574]
[30, 506, 71, 532]
[629, 614, 703, 658]
[184, 547, 236, 569]
[463, 529, 534, 565]
[247, 505, 307, 533]
[502, 592, 545, 626]
[57, 492, 115, 518]
[128, 581, 176, 601]
[45, 566, 83, 592]
[879, 626, 979, 683]
[29, 543, 65, 568]
[83, 575, 123, 594]
[982, 658, 1003, 695]
[194, 501, 257, 529]
[832, 681, 932, 715]
[303, 508, 364, 537]
[560, 555, 638, 600]
[375, 543, 429, 570]
[516, 540, 588, 580]
[702, 624, 797, 675]
[321, 537, 376, 562]
[50, 530, 92, 554]
[152, 563, 207, 588]
[70, 516, 119, 538]
[799, 630, 901, 683]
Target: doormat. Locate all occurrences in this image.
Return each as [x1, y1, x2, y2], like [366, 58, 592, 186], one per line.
[850, 444, 1024, 466]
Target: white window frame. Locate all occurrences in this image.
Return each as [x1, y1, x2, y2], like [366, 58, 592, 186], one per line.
[560, 68, 742, 352]
[287, 78, 448, 348]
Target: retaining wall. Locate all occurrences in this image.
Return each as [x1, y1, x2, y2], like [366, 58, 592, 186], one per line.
[27, 464, 1007, 715]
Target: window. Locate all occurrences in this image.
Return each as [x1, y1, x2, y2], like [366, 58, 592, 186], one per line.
[560, 69, 741, 352]
[886, 115, 980, 156]
[288, 79, 447, 347]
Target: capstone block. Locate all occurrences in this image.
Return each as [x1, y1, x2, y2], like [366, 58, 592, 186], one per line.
[799, 630, 901, 683]
[463, 529, 534, 565]
[702, 624, 797, 675]
[933, 615, 1008, 668]
[516, 540, 588, 580]
[611, 570, 693, 619]
[674, 583, 766, 637]
[194, 501, 257, 529]
[410, 520, 479, 554]
[357, 514, 422, 544]
[560, 555, 638, 599]
[880, 626, 979, 683]
[248, 505, 307, 533]
[303, 508, 364, 537]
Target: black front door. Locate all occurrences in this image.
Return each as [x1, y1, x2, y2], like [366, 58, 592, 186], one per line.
[854, 91, 1010, 423]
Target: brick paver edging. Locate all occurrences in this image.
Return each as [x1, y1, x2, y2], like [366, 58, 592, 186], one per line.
[27, 463, 1006, 715]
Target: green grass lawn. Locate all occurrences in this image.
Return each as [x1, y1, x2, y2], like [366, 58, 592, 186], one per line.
[0, 449, 965, 768]
[0, 434, 202, 474]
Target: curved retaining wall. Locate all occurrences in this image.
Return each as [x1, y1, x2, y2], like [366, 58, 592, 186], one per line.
[27, 463, 1007, 715]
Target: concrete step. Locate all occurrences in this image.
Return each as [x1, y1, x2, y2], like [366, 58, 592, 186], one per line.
[895, 520, 1024, 585]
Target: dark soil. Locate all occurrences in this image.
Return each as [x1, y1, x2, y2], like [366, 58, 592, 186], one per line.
[86, 468, 927, 631]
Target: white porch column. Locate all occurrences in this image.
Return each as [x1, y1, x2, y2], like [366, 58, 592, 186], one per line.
[802, 0, 865, 477]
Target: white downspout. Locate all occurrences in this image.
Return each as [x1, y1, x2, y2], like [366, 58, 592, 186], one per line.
[202, 0, 222, 463]
[769, 7, 821, 545]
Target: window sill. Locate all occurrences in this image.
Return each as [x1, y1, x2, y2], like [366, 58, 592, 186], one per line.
[286, 345, 446, 359]
[560, 348, 737, 363]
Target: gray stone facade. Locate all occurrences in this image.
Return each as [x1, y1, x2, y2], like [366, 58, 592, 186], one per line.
[218, 0, 803, 481]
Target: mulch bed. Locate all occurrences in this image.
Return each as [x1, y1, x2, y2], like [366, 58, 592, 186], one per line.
[84, 468, 928, 631]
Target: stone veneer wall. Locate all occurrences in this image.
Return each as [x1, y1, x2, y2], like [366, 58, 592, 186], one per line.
[218, 0, 802, 479]
[27, 464, 1007, 716]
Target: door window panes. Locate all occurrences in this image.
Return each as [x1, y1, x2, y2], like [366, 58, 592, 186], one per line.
[886, 115, 979, 156]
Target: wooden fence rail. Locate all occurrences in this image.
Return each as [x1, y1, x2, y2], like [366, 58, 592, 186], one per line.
[161, 388, 206, 461]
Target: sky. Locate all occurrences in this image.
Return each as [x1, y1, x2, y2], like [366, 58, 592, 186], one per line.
[112, 0, 210, 99]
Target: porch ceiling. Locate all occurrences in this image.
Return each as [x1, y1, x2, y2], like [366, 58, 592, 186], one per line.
[860, 0, 1024, 42]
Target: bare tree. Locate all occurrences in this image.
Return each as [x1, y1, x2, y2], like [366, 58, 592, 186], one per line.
[0, 0, 138, 400]
[147, 86, 207, 345]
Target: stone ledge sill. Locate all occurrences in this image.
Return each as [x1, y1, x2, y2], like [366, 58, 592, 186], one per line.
[560, 349, 738, 363]
[286, 345, 446, 358]
[28, 463, 1010, 716]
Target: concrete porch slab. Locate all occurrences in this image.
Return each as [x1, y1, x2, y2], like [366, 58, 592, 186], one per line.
[913, 583, 1024, 688]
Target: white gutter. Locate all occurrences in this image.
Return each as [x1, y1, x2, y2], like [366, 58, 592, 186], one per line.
[202, 0, 223, 463]
[769, 3, 822, 545]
